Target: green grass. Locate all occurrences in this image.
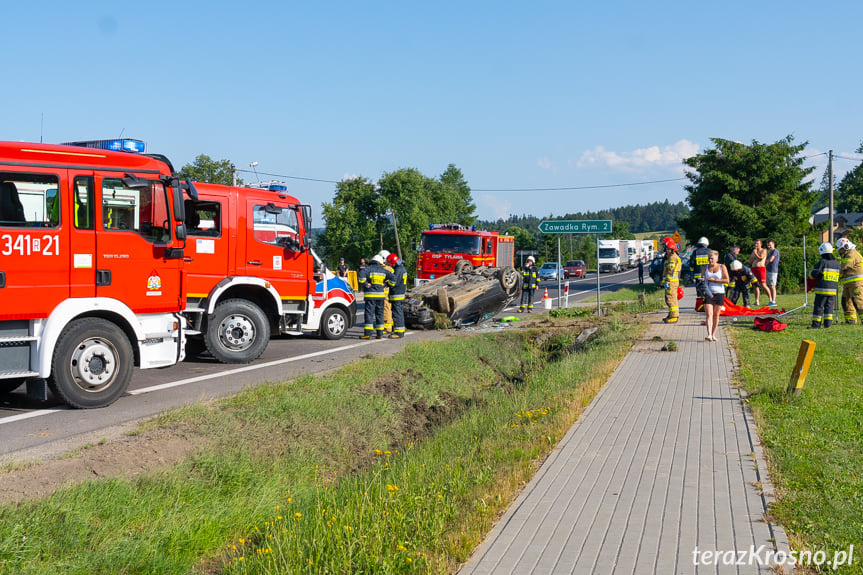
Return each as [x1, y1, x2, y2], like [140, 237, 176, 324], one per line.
[0, 310, 652, 574]
[729, 292, 863, 574]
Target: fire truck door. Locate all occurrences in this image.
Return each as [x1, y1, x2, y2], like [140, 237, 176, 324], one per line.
[244, 199, 310, 305]
[94, 175, 182, 313]
[0, 169, 70, 318]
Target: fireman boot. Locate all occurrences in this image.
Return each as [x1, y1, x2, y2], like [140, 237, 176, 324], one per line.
[376, 329, 383, 340]
[809, 319, 821, 329]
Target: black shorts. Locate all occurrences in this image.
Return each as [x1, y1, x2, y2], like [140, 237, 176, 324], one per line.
[705, 292, 725, 306]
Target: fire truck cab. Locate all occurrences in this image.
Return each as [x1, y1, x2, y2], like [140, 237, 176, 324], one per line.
[0, 140, 188, 408]
[415, 223, 515, 286]
[182, 181, 355, 363]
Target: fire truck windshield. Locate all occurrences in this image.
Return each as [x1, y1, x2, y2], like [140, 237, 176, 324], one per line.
[421, 233, 481, 255]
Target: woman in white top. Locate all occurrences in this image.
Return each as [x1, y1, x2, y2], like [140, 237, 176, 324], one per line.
[704, 250, 729, 341]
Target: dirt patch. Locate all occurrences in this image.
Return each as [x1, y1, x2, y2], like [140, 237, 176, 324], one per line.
[0, 431, 200, 504]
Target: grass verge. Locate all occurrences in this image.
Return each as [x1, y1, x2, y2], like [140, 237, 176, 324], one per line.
[0, 299, 662, 574]
[728, 292, 863, 574]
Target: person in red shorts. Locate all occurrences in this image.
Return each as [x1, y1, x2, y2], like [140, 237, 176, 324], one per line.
[748, 239, 768, 306]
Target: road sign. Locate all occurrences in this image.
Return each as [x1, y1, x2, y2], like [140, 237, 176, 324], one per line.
[538, 220, 612, 234]
[672, 230, 682, 244]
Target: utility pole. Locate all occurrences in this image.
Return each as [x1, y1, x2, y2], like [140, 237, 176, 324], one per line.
[390, 209, 403, 260]
[828, 150, 834, 244]
[231, 165, 237, 187]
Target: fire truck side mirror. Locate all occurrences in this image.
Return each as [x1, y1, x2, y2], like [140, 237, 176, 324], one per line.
[176, 223, 187, 242]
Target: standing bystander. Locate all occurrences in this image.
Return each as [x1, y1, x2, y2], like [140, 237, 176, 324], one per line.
[748, 239, 768, 306]
[724, 244, 740, 269]
[702, 250, 729, 341]
[337, 257, 348, 278]
[765, 240, 780, 306]
[637, 259, 644, 284]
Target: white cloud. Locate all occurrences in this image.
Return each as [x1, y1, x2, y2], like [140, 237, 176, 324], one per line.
[476, 194, 512, 221]
[537, 156, 552, 170]
[575, 139, 700, 171]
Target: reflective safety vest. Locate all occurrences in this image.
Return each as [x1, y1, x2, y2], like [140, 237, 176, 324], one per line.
[839, 248, 863, 285]
[663, 253, 681, 283]
[810, 257, 841, 295]
[389, 263, 407, 300]
[359, 263, 395, 298]
[521, 264, 538, 290]
[690, 246, 711, 280]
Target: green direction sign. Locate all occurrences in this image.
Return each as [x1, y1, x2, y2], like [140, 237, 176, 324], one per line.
[538, 220, 612, 234]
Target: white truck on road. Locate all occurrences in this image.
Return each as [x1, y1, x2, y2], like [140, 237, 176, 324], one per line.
[598, 239, 625, 273]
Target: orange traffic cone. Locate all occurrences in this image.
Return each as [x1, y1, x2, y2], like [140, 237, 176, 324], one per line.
[543, 287, 552, 309]
[542, 287, 550, 299]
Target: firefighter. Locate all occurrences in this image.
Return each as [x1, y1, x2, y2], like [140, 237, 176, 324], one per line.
[689, 237, 711, 301]
[836, 237, 863, 324]
[519, 256, 538, 312]
[809, 242, 841, 329]
[386, 253, 408, 338]
[379, 250, 394, 332]
[661, 237, 682, 323]
[359, 254, 394, 339]
[728, 260, 757, 307]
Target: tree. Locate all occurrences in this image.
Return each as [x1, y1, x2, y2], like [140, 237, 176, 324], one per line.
[677, 136, 815, 251]
[178, 155, 239, 186]
[318, 166, 477, 276]
[836, 142, 863, 212]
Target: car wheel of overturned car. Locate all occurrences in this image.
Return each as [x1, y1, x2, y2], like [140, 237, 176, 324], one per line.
[498, 266, 520, 295]
[436, 287, 451, 313]
[454, 259, 473, 274]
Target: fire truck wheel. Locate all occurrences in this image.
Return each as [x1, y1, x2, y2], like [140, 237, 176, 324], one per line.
[48, 318, 134, 409]
[206, 299, 270, 364]
[0, 379, 24, 394]
[320, 307, 349, 340]
[499, 266, 520, 295]
[454, 259, 473, 274]
[436, 288, 451, 314]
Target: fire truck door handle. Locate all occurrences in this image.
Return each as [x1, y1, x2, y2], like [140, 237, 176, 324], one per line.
[96, 269, 112, 287]
[248, 260, 263, 266]
[184, 257, 194, 262]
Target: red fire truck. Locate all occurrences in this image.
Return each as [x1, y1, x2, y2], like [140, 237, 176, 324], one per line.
[0, 140, 188, 408]
[414, 223, 515, 286]
[182, 181, 356, 363]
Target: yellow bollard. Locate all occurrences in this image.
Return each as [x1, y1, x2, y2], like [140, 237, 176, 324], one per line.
[787, 340, 816, 395]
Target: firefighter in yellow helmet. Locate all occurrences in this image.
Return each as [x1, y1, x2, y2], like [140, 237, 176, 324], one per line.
[836, 237, 863, 324]
[661, 237, 681, 323]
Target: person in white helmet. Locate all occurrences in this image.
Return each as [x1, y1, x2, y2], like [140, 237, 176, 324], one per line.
[358, 254, 395, 339]
[837, 236, 863, 324]
[519, 256, 538, 312]
[728, 260, 757, 307]
[689, 237, 711, 302]
[808, 242, 841, 328]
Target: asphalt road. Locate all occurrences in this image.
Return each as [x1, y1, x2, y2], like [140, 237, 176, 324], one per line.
[0, 267, 648, 463]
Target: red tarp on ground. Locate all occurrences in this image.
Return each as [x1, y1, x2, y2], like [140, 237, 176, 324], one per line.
[695, 297, 785, 316]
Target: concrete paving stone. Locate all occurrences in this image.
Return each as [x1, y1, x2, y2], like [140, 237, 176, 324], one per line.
[460, 295, 789, 575]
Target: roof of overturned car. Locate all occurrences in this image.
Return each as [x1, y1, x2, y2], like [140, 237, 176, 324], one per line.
[404, 261, 522, 329]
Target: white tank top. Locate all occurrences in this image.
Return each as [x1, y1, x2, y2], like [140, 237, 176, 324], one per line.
[706, 267, 725, 294]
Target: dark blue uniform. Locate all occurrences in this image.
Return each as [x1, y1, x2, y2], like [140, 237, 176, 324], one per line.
[389, 262, 407, 337]
[810, 254, 841, 328]
[359, 261, 395, 338]
[519, 263, 538, 312]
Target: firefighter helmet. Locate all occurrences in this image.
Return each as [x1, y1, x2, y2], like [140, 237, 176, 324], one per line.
[837, 237, 856, 252]
[378, 250, 391, 259]
[697, 237, 709, 247]
[662, 237, 677, 251]
[819, 242, 834, 255]
[386, 253, 399, 266]
[527, 256, 535, 263]
[372, 254, 385, 264]
[731, 260, 742, 271]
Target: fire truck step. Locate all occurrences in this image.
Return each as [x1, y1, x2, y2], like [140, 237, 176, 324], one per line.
[0, 336, 37, 343]
[0, 370, 39, 378]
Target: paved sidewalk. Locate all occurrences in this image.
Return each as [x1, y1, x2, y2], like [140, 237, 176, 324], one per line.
[460, 295, 790, 574]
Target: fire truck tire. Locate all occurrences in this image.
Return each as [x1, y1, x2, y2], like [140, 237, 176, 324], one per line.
[454, 259, 473, 274]
[320, 307, 349, 340]
[436, 288, 451, 313]
[48, 318, 134, 409]
[0, 379, 23, 394]
[205, 299, 270, 364]
[499, 266, 520, 295]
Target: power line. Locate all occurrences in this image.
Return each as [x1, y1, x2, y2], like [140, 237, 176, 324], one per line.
[834, 154, 863, 163]
[235, 168, 340, 185]
[472, 177, 689, 193]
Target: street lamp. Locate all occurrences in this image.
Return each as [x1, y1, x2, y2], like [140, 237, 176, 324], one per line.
[249, 161, 260, 182]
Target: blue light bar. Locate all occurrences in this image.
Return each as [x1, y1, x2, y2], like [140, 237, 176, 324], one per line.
[62, 139, 147, 153]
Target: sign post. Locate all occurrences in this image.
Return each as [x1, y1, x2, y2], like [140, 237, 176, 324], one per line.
[538, 220, 612, 315]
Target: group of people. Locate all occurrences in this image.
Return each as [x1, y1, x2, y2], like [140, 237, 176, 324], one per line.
[356, 250, 407, 340]
[809, 237, 863, 328]
[659, 233, 863, 335]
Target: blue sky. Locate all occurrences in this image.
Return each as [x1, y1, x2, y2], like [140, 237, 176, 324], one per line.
[2, 1, 861, 223]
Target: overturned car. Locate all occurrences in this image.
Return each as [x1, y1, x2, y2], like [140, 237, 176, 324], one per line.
[404, 262, 522, 329]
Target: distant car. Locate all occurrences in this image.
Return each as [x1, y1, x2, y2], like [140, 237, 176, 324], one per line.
[564, 260, 586, 278]
[649, 255, 664, 284]
[538, 262, 561, 281]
